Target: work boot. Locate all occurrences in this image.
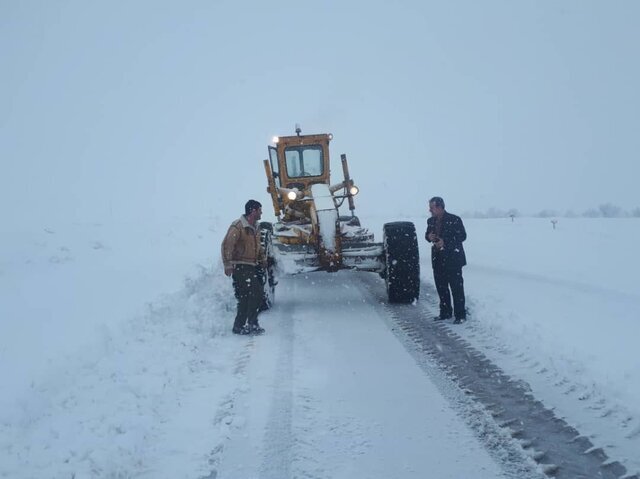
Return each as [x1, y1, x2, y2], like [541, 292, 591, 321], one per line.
[453, 317, 466, 325]
[433, 315, 451, 321]
[248, 324, 265, 335]
[232, 325, 251, 335]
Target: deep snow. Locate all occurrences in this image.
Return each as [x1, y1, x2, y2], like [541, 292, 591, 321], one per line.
[1, 215, 638, 477]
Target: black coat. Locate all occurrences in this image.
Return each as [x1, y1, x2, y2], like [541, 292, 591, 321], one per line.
[426, 212, 467, 268]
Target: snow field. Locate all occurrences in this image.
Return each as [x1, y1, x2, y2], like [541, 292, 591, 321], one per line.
[1, 215, 638, 477]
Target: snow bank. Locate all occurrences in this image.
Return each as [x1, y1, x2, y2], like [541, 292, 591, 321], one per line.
[0, 217, 251, 478]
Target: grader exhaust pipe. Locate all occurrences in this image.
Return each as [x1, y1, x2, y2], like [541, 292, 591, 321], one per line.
[341, 154, 356, 215]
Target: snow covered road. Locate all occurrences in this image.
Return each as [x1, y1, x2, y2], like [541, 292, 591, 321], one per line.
[211, 272, 540, 479]
[2, 217, 639, 478]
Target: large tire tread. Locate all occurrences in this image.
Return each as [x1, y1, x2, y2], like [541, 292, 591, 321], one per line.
[259, 222, 276, 311]
[383, 221, 420, 303]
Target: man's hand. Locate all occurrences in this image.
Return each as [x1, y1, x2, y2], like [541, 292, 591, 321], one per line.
[427, 232, 437, 242]
[224, 265, 234, 277]
[435, 238, 445, 250]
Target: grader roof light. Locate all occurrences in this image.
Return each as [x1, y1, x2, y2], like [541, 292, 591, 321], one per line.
[272, 136, 280, 144]
[349, 185, 359, 196]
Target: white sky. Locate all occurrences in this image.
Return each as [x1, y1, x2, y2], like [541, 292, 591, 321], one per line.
[1, 0, 639, 225]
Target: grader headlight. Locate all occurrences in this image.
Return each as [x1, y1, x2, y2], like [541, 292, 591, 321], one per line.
[287, 190, 297, 201]
[349, 185, 359, 196]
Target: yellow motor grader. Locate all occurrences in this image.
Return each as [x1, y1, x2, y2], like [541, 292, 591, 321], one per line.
[258, 126, 420, 308]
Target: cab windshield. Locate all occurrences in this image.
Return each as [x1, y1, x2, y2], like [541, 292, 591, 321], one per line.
[284, 145, 324, 178]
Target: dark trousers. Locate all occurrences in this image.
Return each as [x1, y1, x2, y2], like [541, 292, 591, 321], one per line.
[433, 264, 466, 319]
[232, 264, 263, 330]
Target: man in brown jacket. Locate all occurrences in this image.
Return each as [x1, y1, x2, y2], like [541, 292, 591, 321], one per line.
[222, 199, 267, 335]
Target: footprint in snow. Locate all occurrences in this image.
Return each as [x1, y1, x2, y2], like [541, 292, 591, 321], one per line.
[49, 249, 74, 264]
[49, 257, 71, 264]
[91, 241, 107, 250]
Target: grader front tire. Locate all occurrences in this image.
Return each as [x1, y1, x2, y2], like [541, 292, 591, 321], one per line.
[258, 222, 276, 311]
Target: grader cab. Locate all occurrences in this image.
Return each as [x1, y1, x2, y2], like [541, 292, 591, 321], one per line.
[259, 127, 420, 308]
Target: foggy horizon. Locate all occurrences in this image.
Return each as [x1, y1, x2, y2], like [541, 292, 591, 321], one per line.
[2, 1, 639, 227]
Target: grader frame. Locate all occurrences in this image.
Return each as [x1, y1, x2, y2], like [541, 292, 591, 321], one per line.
[259, 127, 420, 308]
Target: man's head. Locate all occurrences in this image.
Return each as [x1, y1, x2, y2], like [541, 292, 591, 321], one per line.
[428, 196, 445, 217]
[245, 199, 262, 223]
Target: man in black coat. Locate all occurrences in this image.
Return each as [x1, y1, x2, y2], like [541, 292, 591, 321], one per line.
[425, 196, 467, 323]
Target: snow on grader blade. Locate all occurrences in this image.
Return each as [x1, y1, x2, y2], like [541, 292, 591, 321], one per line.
[259, 127, 420, 309]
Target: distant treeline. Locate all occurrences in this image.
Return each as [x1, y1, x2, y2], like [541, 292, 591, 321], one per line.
[461, 204, 640, 219]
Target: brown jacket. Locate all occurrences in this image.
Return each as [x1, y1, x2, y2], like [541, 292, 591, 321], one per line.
[221, 215, 266, 268]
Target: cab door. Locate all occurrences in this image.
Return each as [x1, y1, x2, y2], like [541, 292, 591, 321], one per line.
[268, 146, 281, 188]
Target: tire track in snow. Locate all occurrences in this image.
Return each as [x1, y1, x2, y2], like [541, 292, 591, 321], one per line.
[461, 298, 640, 471]
[358, 275, 638, 479]
[202, 338, 256, 479]
[258, 286, 296, 479]
[209, 289, 297, 479]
